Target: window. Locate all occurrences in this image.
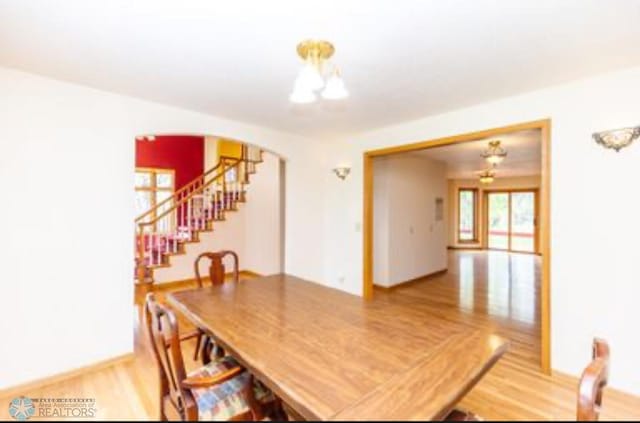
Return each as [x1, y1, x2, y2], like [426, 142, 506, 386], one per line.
[458, 188, 478, 243]
[135, 168, 175, 232]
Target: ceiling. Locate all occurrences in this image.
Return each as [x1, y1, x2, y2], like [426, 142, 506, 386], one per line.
[1, 1, 639, 138]
[410, 129, 541, 179]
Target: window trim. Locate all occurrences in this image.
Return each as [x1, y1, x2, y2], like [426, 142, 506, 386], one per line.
[135, 167, 175, 232]
[457, 188, 479, 244]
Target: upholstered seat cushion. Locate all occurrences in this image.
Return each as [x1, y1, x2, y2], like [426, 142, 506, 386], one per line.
[189, 355, 274, 421]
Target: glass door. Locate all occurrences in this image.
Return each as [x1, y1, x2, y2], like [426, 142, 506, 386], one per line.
[486, 190, 537, 253]
[510, 192, 536, 252]
[487, 193, 510, 250]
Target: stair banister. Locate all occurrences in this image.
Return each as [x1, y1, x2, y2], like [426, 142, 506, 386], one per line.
[135, 158, 244, 285]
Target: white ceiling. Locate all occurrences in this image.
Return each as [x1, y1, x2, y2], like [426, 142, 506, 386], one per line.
[410, 129, 541, 179]
[1, 1, 639, 138]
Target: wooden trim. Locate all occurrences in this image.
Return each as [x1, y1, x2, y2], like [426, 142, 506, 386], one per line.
[362, 118, 551, 374]
[457, 187, 479, 244]
[540, 120, 551, 375]
[363, 152, 374, 300]
[374, 268, 448, 291]
[447, 245, 483, 250]
[0, 353, 134, 398]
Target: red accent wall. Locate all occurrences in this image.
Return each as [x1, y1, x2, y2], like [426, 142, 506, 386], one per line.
[135, 135, 204, 190]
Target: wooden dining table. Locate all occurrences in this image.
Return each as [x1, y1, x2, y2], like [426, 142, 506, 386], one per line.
[167, 274, 508, 421]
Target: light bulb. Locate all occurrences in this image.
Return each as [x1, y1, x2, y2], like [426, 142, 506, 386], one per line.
[289, 86, 316, 104]
[321, 73, 349, 100]
[296, 59, 324, 92]
[485, 155, 504, 165]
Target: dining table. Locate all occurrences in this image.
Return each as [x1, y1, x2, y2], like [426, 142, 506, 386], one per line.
[167, 273, 508, 421]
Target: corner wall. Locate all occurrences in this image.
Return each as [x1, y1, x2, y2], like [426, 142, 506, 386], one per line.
[373, 154, 448, 287]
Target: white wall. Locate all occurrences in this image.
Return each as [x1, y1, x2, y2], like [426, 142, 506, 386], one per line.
[373, 155, 448, 287]
[0, 66, 327, 390]
[323, 66, 640, 395]
[243, 152, 283, 275]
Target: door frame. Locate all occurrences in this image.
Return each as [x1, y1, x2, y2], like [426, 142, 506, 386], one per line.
[362, 118, 551, 374]
[483, 188, 540, 254]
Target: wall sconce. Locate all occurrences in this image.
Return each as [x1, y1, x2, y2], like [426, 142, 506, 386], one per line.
[332, 166, 351, 180]
[593, 126, 640, 152]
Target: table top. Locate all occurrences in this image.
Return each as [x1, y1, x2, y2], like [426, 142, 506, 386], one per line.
[167, 274, 508, 421]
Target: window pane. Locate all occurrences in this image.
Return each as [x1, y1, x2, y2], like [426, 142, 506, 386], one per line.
[156, 172, 173, 188]
[511, 192, 535, 252]
[135, 171, 152, 188]
[135, 191, 152, 218]
[488, 193, 509, 249]
[459, 190, 475, 240]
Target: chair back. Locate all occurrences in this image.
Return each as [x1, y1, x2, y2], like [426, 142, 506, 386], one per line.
[144, 293, 192, 419]
[194, 250, 239, 288]
[577, 338, 610, 421]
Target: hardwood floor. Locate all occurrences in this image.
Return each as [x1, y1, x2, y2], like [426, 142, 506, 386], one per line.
[1, 251, 639, 420]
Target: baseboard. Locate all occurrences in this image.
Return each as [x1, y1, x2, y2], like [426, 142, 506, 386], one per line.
[153, 270, 262, 291]
[375, 268, 448, 291]
[0, 353, 134, 398]
[448, 245, 483, 250]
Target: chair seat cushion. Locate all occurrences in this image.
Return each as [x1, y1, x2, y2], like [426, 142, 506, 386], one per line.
[189, 355, 274, 421]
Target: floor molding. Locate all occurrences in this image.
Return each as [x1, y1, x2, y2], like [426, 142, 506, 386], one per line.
[0, 353, 134, 398]
[375, 268, 448, 291]
[153, 270, 262, 291]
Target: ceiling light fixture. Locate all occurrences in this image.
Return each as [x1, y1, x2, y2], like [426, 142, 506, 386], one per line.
[478, 169, 496, 184]
[290, 39, 348, 104]
[481, 140, 507, 165]
[593, 126, 640, 152]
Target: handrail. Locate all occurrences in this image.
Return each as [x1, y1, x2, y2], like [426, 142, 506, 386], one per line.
[137, 157, 241, 229]
[135, 161, 222, 223]
[134, 153, 261, 223]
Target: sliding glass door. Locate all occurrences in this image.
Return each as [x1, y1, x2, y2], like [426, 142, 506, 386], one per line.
[486, 190, 537, 253]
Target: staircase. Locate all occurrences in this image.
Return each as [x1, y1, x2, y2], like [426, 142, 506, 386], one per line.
[134, 145, 263, 291]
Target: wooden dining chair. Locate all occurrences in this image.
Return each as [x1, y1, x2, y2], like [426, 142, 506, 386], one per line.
[184, 250, 240, 361]
[577, 338, 610, 421]
[194, 250, 240, 288]
[144, 293, 280, 421]
[445, 338, 611, 421]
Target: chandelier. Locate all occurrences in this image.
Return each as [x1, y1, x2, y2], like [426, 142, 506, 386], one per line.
[289, 39, 348, 104]
[478, 169, 496, 184]
[481, 140, 507, 165]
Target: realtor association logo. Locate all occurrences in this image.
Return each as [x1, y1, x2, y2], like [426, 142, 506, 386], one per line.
[8, 396, 97, 420]
[9, 396, 35, 421]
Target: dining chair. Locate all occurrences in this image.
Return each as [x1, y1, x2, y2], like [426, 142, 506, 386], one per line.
[446, 337, 611, 422]
[144, 293, 281, 421]
[577, 338, 610, 421]
[183, 250, 240, 361]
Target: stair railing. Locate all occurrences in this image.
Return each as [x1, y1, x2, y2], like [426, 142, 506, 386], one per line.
[135, 157, 245, 283]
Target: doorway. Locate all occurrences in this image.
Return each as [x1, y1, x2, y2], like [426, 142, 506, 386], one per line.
[485, 190, 538, 253]
[363, 119, 551, 374]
